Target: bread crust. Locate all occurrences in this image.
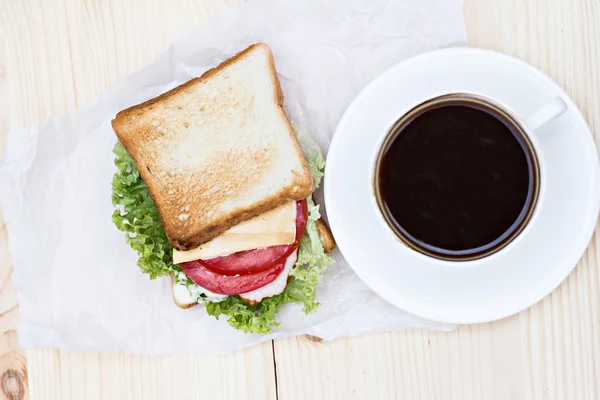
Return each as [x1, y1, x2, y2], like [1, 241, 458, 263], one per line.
[316, 218, 336, 254]
[112, 43, 314, 251]
[170, 273, 199, 309]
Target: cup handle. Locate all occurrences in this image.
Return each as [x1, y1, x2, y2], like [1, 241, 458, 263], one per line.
[525, 97, 568, 131]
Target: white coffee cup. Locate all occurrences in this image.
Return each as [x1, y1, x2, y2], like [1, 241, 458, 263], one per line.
[324, 48, 599, 323]
[371, 93, 567, 262]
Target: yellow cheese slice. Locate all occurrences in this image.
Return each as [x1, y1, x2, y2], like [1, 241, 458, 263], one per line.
[173, 201, 297, 263]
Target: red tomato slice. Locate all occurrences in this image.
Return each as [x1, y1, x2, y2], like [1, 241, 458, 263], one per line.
[180, 256, 288, 295]
[198, 199, 308, 275]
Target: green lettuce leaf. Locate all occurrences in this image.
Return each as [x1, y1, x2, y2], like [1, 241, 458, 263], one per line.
[111, 128, 333, 334]
[111, 142, 179, 279]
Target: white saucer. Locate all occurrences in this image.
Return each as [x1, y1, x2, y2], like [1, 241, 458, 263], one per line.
[324, 48, 600, 324]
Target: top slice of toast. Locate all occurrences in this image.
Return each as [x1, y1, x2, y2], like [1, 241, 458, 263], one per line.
[112, 43, 314, 251]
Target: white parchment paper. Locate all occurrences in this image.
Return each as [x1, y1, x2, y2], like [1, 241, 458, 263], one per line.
[0, 0, 466, 354]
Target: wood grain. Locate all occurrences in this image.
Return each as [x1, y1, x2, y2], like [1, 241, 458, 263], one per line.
[26, 345, 276, 400]
[0, 14, 29, 400]
[273, 0, 600, 399]
[467, 1, 600, 398]
[274, 317, 524, 399]
[1, 0, 599, 399]
[0, 1, 275, 399]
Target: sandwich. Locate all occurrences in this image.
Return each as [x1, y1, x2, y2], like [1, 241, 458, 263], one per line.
[110, 43, 335, 333]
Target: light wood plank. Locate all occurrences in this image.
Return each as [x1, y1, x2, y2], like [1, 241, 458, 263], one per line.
[274, 320, 524, 400]
[1, 1, 277, 399]
[0, 14, 30, 400]
[471, 0, 600, 398]
[273, 0, 600, 399]
[2, 0, 600, 399]
[27, 345, 275, 400]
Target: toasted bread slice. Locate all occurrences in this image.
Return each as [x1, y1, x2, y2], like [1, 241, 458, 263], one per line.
[171, 217, 336, 309]
[316, 218, 336, 254]
[112, 43, 314, 251]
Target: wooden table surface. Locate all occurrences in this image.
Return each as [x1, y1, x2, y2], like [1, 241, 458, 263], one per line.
[0, 0, 599, 399]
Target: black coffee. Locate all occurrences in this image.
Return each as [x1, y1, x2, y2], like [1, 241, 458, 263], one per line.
[377, 101, 537, 259]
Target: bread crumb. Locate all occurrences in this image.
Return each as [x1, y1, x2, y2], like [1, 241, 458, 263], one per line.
[179, 214, 189, 222]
